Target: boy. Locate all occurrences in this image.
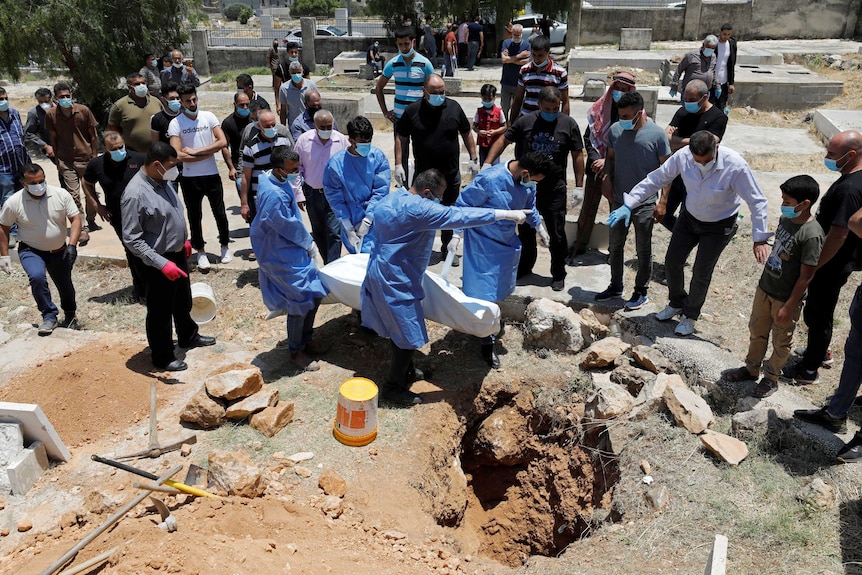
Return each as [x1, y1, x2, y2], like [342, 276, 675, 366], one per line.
[725, 175, 824, 397]
[473, 84, 506, 166]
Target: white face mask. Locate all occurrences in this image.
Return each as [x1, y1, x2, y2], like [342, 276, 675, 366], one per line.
[161, 165, 180, 181]
[317, 129, 332, 140]
[697, 159, 716, 174]
[26, 182, 47, 196]
[39, 102, 52, 111]
[172, 61, 184, 69]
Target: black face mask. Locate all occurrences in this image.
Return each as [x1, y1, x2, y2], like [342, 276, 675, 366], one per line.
[272, 44, 278, 50]
[307, 107, 320, 116]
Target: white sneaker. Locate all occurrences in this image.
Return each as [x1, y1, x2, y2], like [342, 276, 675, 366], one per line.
[197, 252, 210, 270]
[655, 305, 682, 321]
[674, 315, 695, 336]
[220, 246, 233, 263]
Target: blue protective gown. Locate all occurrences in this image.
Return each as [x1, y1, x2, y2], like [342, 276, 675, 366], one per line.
[456, 162, 541, 302]
[322, 146, 390, 254]
[361, 188, 498, 349]
[250, 171, 328, 316]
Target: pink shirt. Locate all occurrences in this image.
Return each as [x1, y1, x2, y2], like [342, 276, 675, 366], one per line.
[294, 129, 350, 201]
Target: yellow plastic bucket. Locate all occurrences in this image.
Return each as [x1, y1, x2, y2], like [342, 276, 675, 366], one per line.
[333, 377, 378, 447]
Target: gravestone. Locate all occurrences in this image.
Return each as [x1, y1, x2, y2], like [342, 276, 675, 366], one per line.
[620, 28, 652, 51]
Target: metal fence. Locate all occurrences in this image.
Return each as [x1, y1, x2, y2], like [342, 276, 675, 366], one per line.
[202, 17, 386, 48]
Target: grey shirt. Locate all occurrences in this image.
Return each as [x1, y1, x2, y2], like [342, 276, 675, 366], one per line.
[608, 119, 671, 204]
[121, 169, 188, 270]
[278, 79, 318, 127]
[670, 49, 717, 93]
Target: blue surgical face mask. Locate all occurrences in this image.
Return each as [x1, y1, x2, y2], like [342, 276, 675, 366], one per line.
[109, 147, 127, 162]
[612, 90, 624, 103]
[355, 142, 372, 157]
[236, 107, 250, 117]
[0, 100, 8, 112]
[402, 48, 416, 58]
[58, 97, 73, 109]
[533, 58, 548, 68]
[167, 100, 182, 113]
[183, 106, 198, 117]
[521, 175, 537, 189]
[288, 56, 299, 62]
[428, 94, 445, 107]
[540, 111, 559, 122]
[684, 100, 702, 114]
[780, 204, 800, 219]
[263, 127, 277, 139]
[619, 118, 635, 131]
[824, 150, 850, 172]
[286, 173, 300, 183]
[291, 73, 303, 84]
[703, 47, 715, 57]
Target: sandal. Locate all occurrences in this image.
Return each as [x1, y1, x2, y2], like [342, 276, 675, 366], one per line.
[724, 366, 757, 382]
[752, 379, 778, 398]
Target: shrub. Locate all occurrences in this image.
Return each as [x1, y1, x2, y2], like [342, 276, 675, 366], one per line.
[224, 3, 253, 23]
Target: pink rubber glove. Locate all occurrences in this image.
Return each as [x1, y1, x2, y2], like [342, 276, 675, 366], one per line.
[161, 260, 188, 281]
[183, 240, 192, 259]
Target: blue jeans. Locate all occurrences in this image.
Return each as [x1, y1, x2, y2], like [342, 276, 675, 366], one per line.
[18, 242, 76, 322]
[467, 41, 480, 69]
[827, 284, 862, 418]
[0, 173, 17, 234]
[304, 183, 342, 264]
[609, 200, 654, 294]
[287, 298, 321, 354]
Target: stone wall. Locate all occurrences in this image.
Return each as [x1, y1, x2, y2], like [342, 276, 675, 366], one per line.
[579, 8, 685, 44]
[208, 38, 388, 73]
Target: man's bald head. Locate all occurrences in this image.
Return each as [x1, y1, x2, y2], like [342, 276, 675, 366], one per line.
[827, 130, 862, 173]
[424, 74, 445, 91]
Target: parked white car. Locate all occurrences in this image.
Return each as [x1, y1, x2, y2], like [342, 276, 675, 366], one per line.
[512, 14, 568, 46]
[282, 25, 364, 47]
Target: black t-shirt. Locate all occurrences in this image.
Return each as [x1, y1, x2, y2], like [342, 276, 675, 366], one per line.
[506, 110, 584, 191]
[83, 151, 146, 211]
[150, 111, 179, 146]
[221, 112, 252, 167]
[816, 170, 862, 272]
[669, 104, 728, 140]
[398, 98, 470, 176]
[250, 93, 271, 111]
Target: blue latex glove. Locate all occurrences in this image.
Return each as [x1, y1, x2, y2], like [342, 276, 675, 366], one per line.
[669, 89, 677, 98]
[608, 205, 632, 228]
[715, 86, 722, 99]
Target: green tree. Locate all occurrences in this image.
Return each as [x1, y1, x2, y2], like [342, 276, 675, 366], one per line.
[290, 0, 339, 18]
[0, 0, 194, 121]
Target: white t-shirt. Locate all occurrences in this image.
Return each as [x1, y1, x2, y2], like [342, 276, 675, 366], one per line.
[716, 41, 731, 85]
[0, 186, 79, 251]
[167, 111, 220, 177]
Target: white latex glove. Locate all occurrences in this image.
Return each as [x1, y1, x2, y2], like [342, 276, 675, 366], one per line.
[0, 256, 10, 274]
[448, 233, 462, 253]
[572, 186, 585, 207]
[494, 209, 531, 224]
[356, 217, 372, 239]
[536, 224, 551, 248]
[307, 242, 319, 260]
[394, 165, 406, 187]
[468, 158, 479, 175]
[346, 229, 361, 252]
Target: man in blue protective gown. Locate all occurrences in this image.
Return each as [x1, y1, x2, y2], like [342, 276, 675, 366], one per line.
[455, 151, 554, 368]
[361, 169, 532, 405]
[251, 146, 329, 372]
[322, 115, 390, 254]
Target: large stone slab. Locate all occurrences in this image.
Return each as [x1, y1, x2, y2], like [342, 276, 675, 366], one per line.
[813, 109, 862, 141]
[0, 403, 71, 462]
[205, 364, 263, 401]
[7, 441, 49, 495]
[664, 385, 714, 434]
[700, 430, 749, 466]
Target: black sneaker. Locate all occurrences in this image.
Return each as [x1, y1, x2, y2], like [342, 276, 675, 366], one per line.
[782, 363, 819, 385]
[793, 407, 847, 433]
[837, 433, 862, 463]
[595, 285, 623, 302]
[60, 315, 79, 330]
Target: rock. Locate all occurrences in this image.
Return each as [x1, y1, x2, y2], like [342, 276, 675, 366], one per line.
[382, 530, 407, 540]
[180, 443, 193, 457]
[85, 490, 124, 515]
[578, 308, 609, 340]
[321, 495, 344, 518]
[207, 450, 265, 498]
[640, 459, 651, 474]
[318, 469, 347, 498]
[467, 405, 530, 466]
[586, 381, 634, 419]
[610, 364, 656, 396]
[700, 429, 748, 465]
[204, 363, 264, 401]
[225, 384, 280, 420]
[17, 519, 32, 532]
[796, 478, 834, 511]
[0, 528, 8, 536]
[179, 386, 226, 429]
[664, 385, 714, 433]
[524, 298, 585, 354]
[580, 337, 630, 369]
[731, 408, 773, 439]
[59, 510, 78, 530]
[294, 466, 313, 478]
[631, 345, 672, 374]
[288, 452, 314, 463]
[646, 485, 669, 510]
[249, 402, 295, 438]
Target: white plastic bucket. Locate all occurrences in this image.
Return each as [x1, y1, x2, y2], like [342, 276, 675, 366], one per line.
[333, 377, 378, 447]
[190, 282, 217, 324]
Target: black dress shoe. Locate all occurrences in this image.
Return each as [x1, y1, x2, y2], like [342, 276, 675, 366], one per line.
[481, 344, 501, 369]
[793, 407, 847, 434]
[179, 335, 216, 349]
[156, 360, 188, 372]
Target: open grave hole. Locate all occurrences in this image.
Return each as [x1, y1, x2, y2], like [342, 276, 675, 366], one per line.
[413, 374, 621, 567]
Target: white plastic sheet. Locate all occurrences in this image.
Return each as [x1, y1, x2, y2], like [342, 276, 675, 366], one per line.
[318, 253, 501, 338]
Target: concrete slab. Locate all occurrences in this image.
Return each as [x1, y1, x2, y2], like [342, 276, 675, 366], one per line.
[733, 64, 843, 110]
[720, 126, 823, 157]
[332, 51, 366, 74]
[0, 422, 24, 467]
[704, 534, 728, 575]
[0, 403, 71, 462]
[813, 109, 862, 141]
[7, 440, 49, 495]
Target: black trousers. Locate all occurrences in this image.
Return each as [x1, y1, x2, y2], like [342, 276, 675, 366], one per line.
[661, 176, 687, 232]
[800, 258, 852, 372]
[108, 200, 147, 296]
[179, 174, 230, 250]
[387, 340, 416, 389]
[519, 187, 568, 282]
[143, 251, 199, 367]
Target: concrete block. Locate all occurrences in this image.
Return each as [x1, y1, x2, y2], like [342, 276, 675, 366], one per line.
[7, 441, 49, 495]
[332, 51, 366, 74]
[619, 28, 652, 51]
[319, 93, 365, 138]
[0, 402, 71, 462]
[584, 80, 606, 101]
[704, 533, 728, 575]
[0, 422, 24, 468]
[443, 77, 462, 95]
[358, 64, 375, 80]
[640, 87, 658, 121]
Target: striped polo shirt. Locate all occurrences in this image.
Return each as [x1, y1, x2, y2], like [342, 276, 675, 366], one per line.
[0, 108, 29, 176]
[517, 60, 569, 115]
[382, 52, 434, 119]
[242, 127, 293, 197]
